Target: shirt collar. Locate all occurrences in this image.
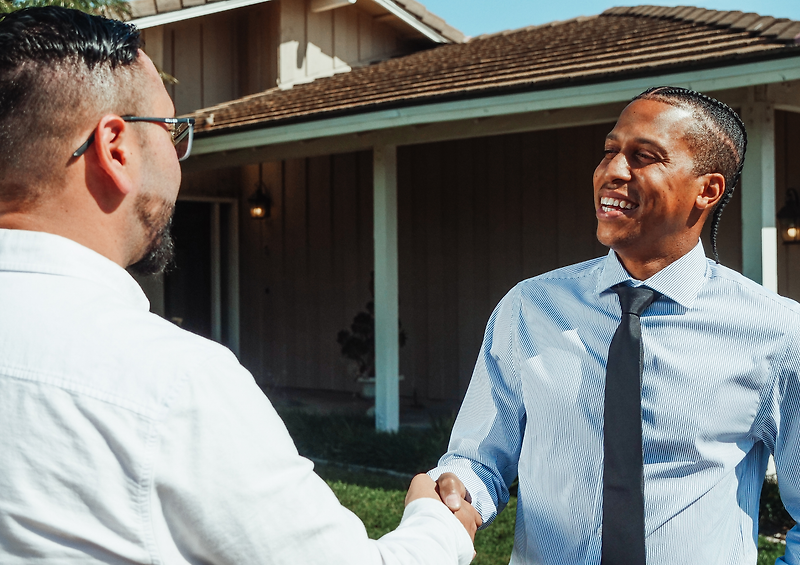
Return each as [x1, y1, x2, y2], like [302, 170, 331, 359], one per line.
[596, 240, 710, 309]
[0, 228, 150, 311]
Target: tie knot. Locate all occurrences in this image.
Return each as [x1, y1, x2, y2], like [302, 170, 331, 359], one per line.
[614, 285, 658, 316]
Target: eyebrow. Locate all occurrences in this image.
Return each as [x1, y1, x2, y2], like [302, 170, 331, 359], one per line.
[605, 133, 669, 156]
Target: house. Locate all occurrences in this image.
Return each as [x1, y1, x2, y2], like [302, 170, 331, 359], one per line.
[159, 5, 800, 430]
[125, 0, 462, 356]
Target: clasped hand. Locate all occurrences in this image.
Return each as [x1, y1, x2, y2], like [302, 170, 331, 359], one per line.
[404, 472, 483, 541]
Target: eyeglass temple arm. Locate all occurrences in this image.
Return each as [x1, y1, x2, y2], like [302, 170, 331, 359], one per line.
[72, 132, 96, 159]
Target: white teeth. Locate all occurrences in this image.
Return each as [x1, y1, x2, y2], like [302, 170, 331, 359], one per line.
[600, 196, 636, 210]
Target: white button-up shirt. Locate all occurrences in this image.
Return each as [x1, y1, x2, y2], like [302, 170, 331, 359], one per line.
[0, 228, 472, 565]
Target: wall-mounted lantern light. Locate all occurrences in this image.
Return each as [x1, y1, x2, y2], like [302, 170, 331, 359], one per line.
[249, 164, 272, 219]
[778, 188, 800, 244]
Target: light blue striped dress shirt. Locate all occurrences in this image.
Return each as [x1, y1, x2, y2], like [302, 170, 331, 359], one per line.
[430, 241, 800, 565]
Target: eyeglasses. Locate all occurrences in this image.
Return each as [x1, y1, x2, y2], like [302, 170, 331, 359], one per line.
[72, 116, 195, 162]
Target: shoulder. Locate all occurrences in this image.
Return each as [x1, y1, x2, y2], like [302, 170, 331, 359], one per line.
[513, 256, 604, 302]
[488, 256, 605, 322]
[707, 261, 800, 317]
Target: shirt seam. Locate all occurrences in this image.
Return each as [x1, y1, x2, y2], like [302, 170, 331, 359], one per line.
[504, 284, 526, 485]
[0, 363, 159, 419]
[707, 270, 800, 315]
[139, 351, 241, 565]
[139, 366, 194, 565]
[750, 320, 800, 448]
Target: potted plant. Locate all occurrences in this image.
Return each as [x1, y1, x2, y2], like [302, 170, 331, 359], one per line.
[337, 273, 406, 398]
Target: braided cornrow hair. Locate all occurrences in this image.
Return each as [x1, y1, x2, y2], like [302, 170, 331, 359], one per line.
[632, 86, 748, 263]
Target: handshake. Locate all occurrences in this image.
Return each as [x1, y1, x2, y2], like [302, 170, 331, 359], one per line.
[405, 472, 484, 541]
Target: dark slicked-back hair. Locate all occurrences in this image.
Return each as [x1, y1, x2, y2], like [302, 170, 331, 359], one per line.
[0, 7, 141, 202]
[632, 86, 747, 263]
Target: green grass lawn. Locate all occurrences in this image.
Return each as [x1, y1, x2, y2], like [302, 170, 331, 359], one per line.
[319, 463, 516, 565]
[284, 410, 792, 564]
[321, 463, 788, 564]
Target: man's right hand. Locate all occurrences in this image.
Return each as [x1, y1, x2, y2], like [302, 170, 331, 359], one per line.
[434, 472, 483, 540]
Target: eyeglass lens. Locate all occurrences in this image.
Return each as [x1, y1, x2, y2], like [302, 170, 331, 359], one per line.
[173, 122, 193, 161]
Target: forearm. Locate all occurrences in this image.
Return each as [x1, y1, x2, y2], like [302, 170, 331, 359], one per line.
[375, 499, 474, 565]
[153, 353, 472, 565]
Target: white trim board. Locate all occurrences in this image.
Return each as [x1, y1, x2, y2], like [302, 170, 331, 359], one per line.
[129, 0, 448, 41]
[192, 56, 800, 156]
[370, 0, 448, 43]
[130, 0, 272, 29]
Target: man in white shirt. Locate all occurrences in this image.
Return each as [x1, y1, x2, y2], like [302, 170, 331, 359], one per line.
[0, 7, 474, 564]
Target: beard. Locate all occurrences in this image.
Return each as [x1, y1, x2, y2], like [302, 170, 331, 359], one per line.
[127, 192, 176, 277]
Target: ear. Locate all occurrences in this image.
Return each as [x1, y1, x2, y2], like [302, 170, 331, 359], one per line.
[91, 115, 135, 196]
[695, 173, 725, 212]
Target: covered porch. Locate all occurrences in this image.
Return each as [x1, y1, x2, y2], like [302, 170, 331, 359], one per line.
[180, 6, 800, 430]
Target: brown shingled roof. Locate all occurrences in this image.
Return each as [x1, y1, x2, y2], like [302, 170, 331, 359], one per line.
[192, 5, 800, 136]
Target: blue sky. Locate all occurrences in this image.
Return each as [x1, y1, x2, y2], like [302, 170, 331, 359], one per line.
[420, 1, 800, 38]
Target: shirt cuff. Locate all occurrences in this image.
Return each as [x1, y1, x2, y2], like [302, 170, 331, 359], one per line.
[400, 498, 474, 565]
[428, 464, 495, 527]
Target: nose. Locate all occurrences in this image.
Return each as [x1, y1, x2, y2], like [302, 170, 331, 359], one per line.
[598, 151, 632, 185]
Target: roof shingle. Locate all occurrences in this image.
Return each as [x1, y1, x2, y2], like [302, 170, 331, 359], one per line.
[192, 5, 800, 136]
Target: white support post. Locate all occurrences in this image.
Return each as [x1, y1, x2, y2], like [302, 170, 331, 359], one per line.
[227, 202, 241, 356]
[373, 144, 400, 432]
[211, 202, 222, 342]
[740, 100, 777, 291]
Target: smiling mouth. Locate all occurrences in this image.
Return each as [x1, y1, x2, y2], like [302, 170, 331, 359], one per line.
[600, 196, 638, 212]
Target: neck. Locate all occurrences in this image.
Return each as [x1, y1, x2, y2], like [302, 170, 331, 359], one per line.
[0, 193, 132, 268]
[614, 239, 700, 281]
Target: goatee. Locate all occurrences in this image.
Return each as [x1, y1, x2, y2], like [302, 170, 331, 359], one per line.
[127, 193, 176, 276]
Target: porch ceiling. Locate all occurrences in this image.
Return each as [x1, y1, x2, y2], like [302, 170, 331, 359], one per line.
[189, 5, 800, 139]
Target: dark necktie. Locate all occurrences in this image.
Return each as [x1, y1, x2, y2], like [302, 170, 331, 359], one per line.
[601, 285, 659, 565]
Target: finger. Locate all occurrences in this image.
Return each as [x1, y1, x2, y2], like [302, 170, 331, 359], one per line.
[436, 472, 466, 511]
[404, 473, 439, 506]
[452, 500, 482, 542]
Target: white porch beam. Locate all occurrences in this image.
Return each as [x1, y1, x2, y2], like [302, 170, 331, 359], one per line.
[373, 144, 400, 432]
[186, 102, 625, 173]
[740, 99, 777, 290]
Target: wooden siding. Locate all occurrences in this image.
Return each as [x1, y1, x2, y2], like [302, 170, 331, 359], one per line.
[396, 127, 613, 400]
[776, 110, 800, 301]
[237, 152, 375, 392]
[141, 0, 411, 117]
[142, 5, 278, 116]
[277, 1, 406, 87]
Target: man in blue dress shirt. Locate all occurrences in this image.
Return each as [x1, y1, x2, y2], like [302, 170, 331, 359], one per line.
[424, 87, 800, 564]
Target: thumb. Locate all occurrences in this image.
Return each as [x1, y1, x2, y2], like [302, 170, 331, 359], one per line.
[436, 472, 467, 511]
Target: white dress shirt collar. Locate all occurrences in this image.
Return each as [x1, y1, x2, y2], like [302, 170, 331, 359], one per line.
[0, 228, 150, 311]
[596, 240, 710, 309]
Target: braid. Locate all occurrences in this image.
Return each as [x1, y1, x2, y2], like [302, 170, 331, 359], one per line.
[633, 86, 748, 263]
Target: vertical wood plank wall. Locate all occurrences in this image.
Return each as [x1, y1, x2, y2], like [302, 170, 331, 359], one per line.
[156, 5, 277, 116]
[194, 122, 747, 402]
[145, 1, 408, 117]
[397, 127, 612, 401]
[278, 1, 405, 86]
[776, 110, 800, 300]
[238, 153, 375, 392]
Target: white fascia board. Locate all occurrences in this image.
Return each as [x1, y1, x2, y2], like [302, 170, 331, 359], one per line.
[130, 0, 271, 29]
[311, 0, 356, 13]
[192, 55, 800, 156]
[371, 0, 448, 43]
